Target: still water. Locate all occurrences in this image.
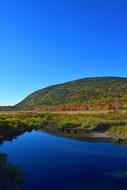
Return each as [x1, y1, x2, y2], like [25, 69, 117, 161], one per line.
[0, 130, 127, 190]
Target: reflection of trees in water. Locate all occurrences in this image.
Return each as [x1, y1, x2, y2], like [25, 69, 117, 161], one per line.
[0, 125, 33, 145]
[0, 130, 25, 190]
[0, 153, 24, 190]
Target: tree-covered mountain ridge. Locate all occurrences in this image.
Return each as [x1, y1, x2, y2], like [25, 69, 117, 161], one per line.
[15, 77, 127, 111]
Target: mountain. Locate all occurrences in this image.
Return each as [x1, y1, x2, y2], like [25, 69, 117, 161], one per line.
[16, 77, 127, 110]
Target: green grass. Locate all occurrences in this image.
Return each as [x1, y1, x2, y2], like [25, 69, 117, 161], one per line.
[0, 110, 127, 140]
[108, 126, 127, 137]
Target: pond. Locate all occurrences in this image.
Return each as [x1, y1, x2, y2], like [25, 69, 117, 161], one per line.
[0, 130, 127, 190]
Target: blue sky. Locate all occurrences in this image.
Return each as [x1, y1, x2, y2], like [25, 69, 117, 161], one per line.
[0, 0, 127, 105]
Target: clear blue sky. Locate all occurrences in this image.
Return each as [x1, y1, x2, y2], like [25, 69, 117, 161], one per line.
[0, 0, 127, 105]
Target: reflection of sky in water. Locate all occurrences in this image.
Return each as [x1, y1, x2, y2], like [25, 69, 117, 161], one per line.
[0, 130, 127, 190]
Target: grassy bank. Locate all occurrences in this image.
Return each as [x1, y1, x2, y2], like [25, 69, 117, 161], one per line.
[0, 110, 127, 142]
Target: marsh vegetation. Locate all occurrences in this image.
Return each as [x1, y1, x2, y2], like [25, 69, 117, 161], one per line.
[0, 110, 127, 142]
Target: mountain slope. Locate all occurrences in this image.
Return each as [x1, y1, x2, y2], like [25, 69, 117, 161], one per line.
[16, 77, 127, 109]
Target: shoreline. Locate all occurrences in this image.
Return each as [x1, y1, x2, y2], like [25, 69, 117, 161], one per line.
[42, 127, 127, 145]
[0, 110, 127, 144]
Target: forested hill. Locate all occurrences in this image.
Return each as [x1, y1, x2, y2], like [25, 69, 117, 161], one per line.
[14, 77, 127, 111]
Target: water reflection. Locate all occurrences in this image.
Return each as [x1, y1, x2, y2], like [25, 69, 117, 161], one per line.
[1, 128, 127, 190]
[0, 130, 25, 190]
[0, 153, 24, 190]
